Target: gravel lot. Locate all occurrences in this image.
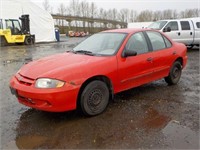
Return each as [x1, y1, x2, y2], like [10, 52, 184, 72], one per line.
[0, 37, 199, 149]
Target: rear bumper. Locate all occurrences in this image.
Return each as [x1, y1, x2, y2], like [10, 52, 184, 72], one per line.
[10, 76, 80, 112]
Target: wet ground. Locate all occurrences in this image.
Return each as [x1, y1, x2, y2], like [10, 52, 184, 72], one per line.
[0, 37, 199, 149]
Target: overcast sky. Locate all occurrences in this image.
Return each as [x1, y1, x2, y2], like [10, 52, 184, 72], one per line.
[31, 0, 199, 13]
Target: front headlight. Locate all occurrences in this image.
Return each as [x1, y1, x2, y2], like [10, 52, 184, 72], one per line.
[35, 78, 65, 88]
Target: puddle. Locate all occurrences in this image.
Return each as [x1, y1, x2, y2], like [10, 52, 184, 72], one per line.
[162, 121, 199, 149]
[140, 107, 171, 130]
[15, 135, 48, 149]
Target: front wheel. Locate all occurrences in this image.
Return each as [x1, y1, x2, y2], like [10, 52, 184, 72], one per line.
[24, 36, 32, 45]
[0, 36, 7, 46]
[80, 80, 109, 116]
[165, 61, 182, 85]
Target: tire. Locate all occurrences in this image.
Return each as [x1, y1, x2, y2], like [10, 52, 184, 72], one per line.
[80, 80, 109, 116]
[165, 61, 182, 85]
[24, 36, 32, 45]
[187, 45, 194, 49]
[0, 36, 7, 46]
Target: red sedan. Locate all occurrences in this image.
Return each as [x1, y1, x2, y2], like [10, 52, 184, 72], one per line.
[10, 29, 187, 116]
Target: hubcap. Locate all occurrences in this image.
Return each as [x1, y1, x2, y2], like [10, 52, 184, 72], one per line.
[173, 67, 180, 78]
[88, 89, 103, 108]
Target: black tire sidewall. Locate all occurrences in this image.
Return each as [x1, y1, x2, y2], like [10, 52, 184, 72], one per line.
[25, 37, 32, 45]
[169, 61, 182, 84]
[80, 80, 109, 116]
[0, 36, 6, 46]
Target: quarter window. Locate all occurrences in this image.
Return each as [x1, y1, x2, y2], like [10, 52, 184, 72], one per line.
[196, 22, 200, 28]
[126, 32, 149, 55]
[163, 36, 172, 48]
[146, 31, 166, 51]
[165, 21, 178, 31]
[180, 21, 191, 30]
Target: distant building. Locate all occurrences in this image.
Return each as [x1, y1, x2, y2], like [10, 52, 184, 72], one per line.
[128, 22, 153, 29]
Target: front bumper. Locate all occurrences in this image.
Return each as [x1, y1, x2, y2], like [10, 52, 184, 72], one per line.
[10, 74, 80, 112]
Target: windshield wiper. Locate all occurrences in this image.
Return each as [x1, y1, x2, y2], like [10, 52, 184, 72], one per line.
[74, 50, 94, 56]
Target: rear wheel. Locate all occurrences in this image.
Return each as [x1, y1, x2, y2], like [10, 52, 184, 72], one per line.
[80, 80, 109, 116]
[165, 61, 182, 85]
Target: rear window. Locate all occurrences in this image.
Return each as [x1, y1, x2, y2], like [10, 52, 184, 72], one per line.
[196, 22, 200, 28]
[180, 21, 191, 30]
[146, 31, 166, 51]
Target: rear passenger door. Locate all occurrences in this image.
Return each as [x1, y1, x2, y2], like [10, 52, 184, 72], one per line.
[145, 31, 175, 80]
[179, 20, 194, 45]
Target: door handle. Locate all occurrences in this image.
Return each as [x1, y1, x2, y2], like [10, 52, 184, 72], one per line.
[190, 32, 192, 35]
[177, 32, 180, 36]
[147, 57, 153, 62]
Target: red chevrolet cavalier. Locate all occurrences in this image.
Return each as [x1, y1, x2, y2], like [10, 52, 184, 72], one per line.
[10, 29, 187, 116]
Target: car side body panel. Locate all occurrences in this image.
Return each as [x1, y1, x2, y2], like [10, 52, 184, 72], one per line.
[10, 28, 188, 112]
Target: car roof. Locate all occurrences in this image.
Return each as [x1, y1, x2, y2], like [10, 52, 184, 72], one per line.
[102, 28, 152, 34]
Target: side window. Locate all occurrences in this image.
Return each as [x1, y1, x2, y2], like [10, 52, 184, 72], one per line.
[163, 36, 172, 48]
[196, 22, 200, 28]
[5, 20, 13, 29]
[165, 21, 178, 31]
[126, 32, 149, 55]
[146, 31, 166, 51]
[180, 21, 191, 30]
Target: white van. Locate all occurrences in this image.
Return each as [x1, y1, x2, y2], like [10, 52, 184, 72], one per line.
[148, 17, 200, 48]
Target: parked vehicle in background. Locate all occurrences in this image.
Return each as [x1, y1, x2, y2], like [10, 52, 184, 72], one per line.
[148, 17, 200, 48]
[0, 15, 35, 46]
[75, 32, 81, 37]
[10, 28, 187, 116]
[68, 31, 87, 37]
[68, 31, 75, 37]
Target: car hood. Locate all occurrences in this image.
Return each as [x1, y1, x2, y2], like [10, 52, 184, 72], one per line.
[19, 52, 110, 80]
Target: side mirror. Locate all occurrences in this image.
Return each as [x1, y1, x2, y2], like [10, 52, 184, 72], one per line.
[163, 27, 171, 32]
[123, 49, 137, 57]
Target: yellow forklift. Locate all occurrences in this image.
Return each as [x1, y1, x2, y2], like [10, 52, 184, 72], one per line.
[0, 15, 35, 46]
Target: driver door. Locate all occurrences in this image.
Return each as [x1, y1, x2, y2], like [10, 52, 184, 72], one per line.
[163, 21, 181, 42]
[117, 32, 154, 91]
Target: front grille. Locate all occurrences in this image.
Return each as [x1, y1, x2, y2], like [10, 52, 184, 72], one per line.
[15, 73, 35, 86]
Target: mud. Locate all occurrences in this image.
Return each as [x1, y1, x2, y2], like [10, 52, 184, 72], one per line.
[0, 37, 199, 149]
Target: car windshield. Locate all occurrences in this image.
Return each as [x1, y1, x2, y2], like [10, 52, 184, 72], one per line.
[148, 21, 167, 30]
[73, 32, 127, 56]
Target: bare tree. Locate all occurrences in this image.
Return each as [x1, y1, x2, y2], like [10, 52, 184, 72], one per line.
[80, 1, 89, 30]
[172, 10, 178, 19]
[69, 0, 79, 16]
[192, 8, 200, 17]
[129, 10, 137, 22]
[180, 9, 200, 18]
[112, 8, 118, 20]
[80, 1, 89, 17]
[57, 3, 66, 30]
[118, 8, 129, 23]
[135, 10, 153, 22]
[89, 2, 98, 18]
[162, 9, 173, 19]
[98, 8, 104, 19]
